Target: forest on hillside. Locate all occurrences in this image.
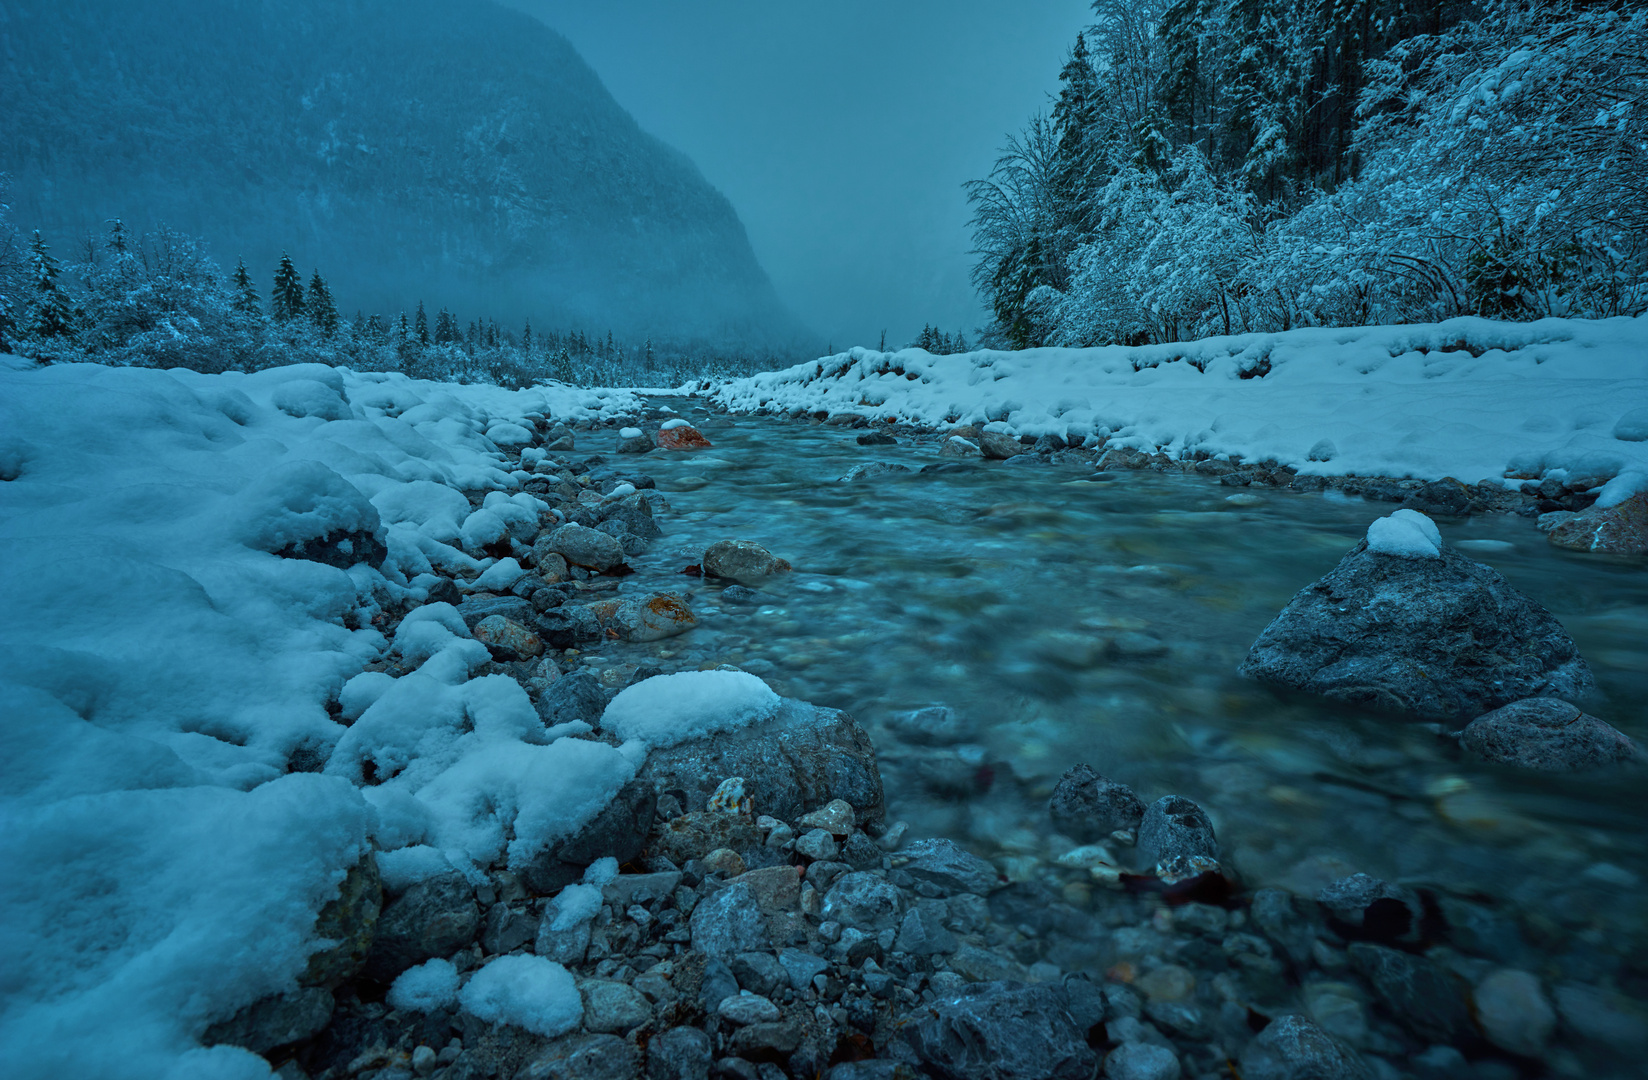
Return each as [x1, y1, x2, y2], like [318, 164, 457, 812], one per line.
[969, 0, 1647, 347]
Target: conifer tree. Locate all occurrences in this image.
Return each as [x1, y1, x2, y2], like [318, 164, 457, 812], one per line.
[271, 253, 304, 322]
[26, 231, 76, 340]
[231, 258, 261, 315]
[307, 269, 339, 337]
[414, 302, 429, 346]
[522, 318, 533, 354]
[644, 336, 655, 367]
[435, 308, 459, 346]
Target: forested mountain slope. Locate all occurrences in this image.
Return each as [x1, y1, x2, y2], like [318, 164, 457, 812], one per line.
[0, 0, 811, 352]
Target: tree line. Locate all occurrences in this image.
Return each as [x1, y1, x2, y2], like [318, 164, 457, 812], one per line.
[968, 0, 1647, 348]
[0, 204, 775, 386]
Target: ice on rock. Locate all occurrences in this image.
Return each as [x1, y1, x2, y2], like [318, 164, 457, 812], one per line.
[387, 958, 460, 1013]
[600, 670, 781, 749]
[1365, 509, 1442, 558]
[458, 955, 583, 1038]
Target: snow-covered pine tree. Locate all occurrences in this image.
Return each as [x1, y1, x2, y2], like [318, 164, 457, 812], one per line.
[522, 318, 532, 354]
[270, 253, 304, 322]
[307, 270, 338, 337]
[26, 232, 76, 340]
[414, 302, 429, 346]
[231, 259, 261, 316]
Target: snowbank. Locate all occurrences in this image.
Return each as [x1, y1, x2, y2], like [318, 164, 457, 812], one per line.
[708, 316, 1648, 485]
[0, 359, 639, 1078]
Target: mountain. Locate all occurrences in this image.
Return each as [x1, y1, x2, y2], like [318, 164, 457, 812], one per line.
[0, 0, 815, 353]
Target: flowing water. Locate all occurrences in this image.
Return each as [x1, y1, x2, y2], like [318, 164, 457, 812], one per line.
[583, 404, 1648, 997]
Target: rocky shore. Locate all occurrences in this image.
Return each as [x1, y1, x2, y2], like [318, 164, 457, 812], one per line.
[220, 404, 1645, 1080]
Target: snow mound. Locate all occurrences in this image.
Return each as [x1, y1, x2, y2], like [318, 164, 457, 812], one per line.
[458, 956, 583, 1038]
[601, 670, 781, 749]
[1366, 509, 1443, 558]
[387, 958, 460, 1013]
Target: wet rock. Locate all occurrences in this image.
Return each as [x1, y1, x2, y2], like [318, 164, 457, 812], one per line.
[701, 539, 790, 585]
[821, 872, 905, 932]
[899, 838, 1002, 896]
[580, 978, 653, 1034]
[1239, 1015, 1372, 1080]
[1473, 968, 1556, 1057]
[536, 604, 605, 648]
[546, 522, 626, 571]
[520, 1033, 637, 1080]
[647, 1025, 713, 1080]
[940, 435, 983, 458]
[885, 705, 973, 746]
[978, 427, 1022, 460]
[1136, 796, 1219, 869]
[900, 980, 1098, 1080]
[690, 881, 772, 960]
[1048, 764, 1146, 842]
[521, 778, 657, 894]
[856, 431, 898, 446]
[362, 871, 480, 981]
[535, 670, 609, 727]
[473, 614, 544, 660]
[616, 428, 654, 455]
[1104, 1042, 1181, 1080]
[654, 811, 763, 864]
[1401, 477, 1476, 517]
[1553, 982, 1648, 1052]
[590, 592, 698, 642]
[302, 854, 383, 986]
[204, 987, 334, 1054]
[1317, 874, 1422, 942]
[656, 423, 713, 450]
[1460, 697, 1640, 771]
[1347, 943, 1471, 1042]
[639, 697, 885, 827]
[840, 461, 914, 482]
[1239, 535, 1595, 720]
[1545, 491, 1648, 554]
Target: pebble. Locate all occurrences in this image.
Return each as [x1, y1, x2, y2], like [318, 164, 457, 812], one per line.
[794, 829, 840, 861]
[1135, 965, 1195, 1002]
[718, 993, 782, 1025]
[1473, 968, 1556, 1057]
[579, 979, 653, 1034]
[1105, 1042, 1181, 1080]
[798, 799, 857, 835]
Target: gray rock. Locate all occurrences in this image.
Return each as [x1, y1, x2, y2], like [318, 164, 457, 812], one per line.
[535, 604, 604, 649]
[482, 903, 538, 955]
[1553, 982, 1648, 1052]
[978, 429, 1022, 460]
[701, 539, 788, 585]
[940, 436, 982, 459]
[603, 871, 683, 909]
[856, 431, 898, 446]
[1473, 968, 1556, 1057]
[718, 993, 781, 1025]
[885, 705, 973, 747]
[839, 461, 914, 482]
[1048, 764, 1146, 842]
[1239, 1015, 1371, 1080]
[777, 948, 830, 991]
[598, 493, 664, 539]
[616, 431, 655, 455]
[839, 831, 885, 871]
[730, 1020, 803, 1058]
[730, 951, 788, 998]
[826, 1063, 903, 1080]
[204, 987, 334, 1054]
[900, 980, 1098, 1080]
[690, 882, 772, 961]
[1347, 943, 1471, 1042]
[362, 871, 480, 981]
[520, 1033, 637, 1080]
[895, 906, 959, 956]
[1104, 1042, 1180, 1080]
[900, 838, 1001, 896]
[647, 1025, 713, 1080]
[546, 523, 626, 571]
[580, 979, 653, 1034]
[521, 777, 657, 894]
[1063, 976, 1107, 1033]
[637, 697, 885, 827]
[700, 957, 740, 1011]
[1317, 874, 1421, 941]
[821, 872, 905, 932]
[1250, 889, 1314, 967]
[794, 829, 839, 861]
[535, 670, 608, 727]
[535, 918, 592, 965]
[1460, 697, 1639, 771]
[455, 593, 538, 632]
[1136, 796, 1218, 866]
[1239, 538, 1595, 720]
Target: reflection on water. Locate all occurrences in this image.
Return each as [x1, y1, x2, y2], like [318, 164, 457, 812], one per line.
[595, 405, 1647, 996]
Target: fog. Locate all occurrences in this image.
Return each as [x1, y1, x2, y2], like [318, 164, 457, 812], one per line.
[503, 0, 1094, 350]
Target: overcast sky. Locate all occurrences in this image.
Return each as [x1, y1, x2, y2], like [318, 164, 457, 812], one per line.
[501, 1, 1094, 350]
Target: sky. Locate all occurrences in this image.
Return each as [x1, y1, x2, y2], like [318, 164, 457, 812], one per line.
[502, 0, 1095, 351]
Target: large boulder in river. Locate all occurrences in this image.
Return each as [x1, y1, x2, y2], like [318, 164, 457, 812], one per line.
[701, 539, 790, 585]
[1239, 510, 1594, 721]
[1545, 490, 1648, 554]
[1460, 698, 1640, 771]
[545, 522, 625, 571]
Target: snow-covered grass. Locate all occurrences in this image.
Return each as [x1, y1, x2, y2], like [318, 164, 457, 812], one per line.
[708, 315, 1648, 500]
[0, 357, 649, 1078]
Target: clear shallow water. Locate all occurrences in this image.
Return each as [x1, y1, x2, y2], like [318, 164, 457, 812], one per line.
[591, 405, 1648, 988]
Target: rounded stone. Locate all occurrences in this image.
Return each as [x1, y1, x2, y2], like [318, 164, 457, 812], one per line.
[820, 871, 905, 932]
[1105, 1041, 1181, 1080]
[1460, 698, 1639, 771]
[701, 539, 789, 585]
[1049, 764, 1146, 842]
[546, 522, 625, 571]
[1136, 796, 1219, 865]
[1473, 968, 1556, 1057]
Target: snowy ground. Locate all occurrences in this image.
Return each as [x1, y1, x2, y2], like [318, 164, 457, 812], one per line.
[0, 359, 646, 1079]
[708, 315, 1648, 504]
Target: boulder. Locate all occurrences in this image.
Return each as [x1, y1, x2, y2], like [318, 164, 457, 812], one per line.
[587, 593, 696, 643]
[1239, 1015, 1371, 1080]
[472, 614, 543, 660]
[534, 670, 609, 727]
[1239, 530, 1595, 720]
[301, 854, 383, 986]
[978, 427, 1022, 460]
[521, 778, 657, 894]
[1048, 764, 1145, 842]
[203, 987, 335, 1055]
[1136, 796, 1218, 870]
[899, 980, 1099, 1080]
[656, 422, 713, 450]
[597, 493, 664, 539]
[701, 539, 790, 585]
[639, 697, 885, 826]
[940, 436, 982, 459]
[856, 431, 897, 446]
[616, 428, 654, 455]
[839, 461, 914, 482]
[362, 871, 480, 981]
[1545, 491, 1648, 554]
[653, 811, 763, 864]
[545, 523, 626, 571]
[1460, 697, 1639, 771]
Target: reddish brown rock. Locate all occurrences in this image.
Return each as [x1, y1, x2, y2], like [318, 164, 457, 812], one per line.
[655, 423, 713, 450]
[1546, 491, 1648, 555]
